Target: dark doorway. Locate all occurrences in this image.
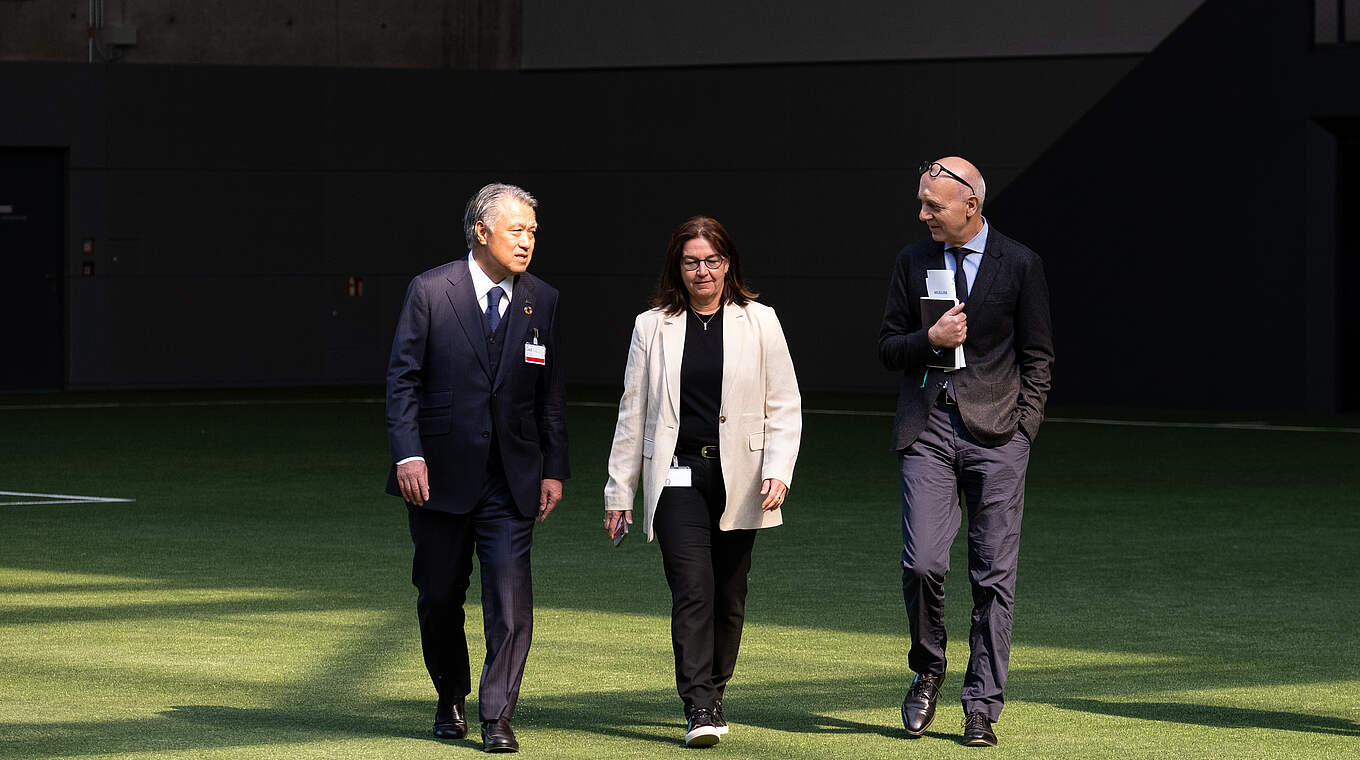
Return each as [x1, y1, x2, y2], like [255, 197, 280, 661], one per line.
[1340, 126, 1360, 411]
[0, 148, 66, 391]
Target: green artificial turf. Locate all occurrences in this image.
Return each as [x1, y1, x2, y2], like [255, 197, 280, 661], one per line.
[1, 387, 1357, 759]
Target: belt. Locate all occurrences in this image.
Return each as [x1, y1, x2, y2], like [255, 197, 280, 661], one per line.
[675, 443, 720, 459]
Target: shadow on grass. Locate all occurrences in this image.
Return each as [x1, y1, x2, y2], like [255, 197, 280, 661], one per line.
[3, 675, 1358, 759]
[0, 706, 403, 760]
[0, 682, 912, 759]
[0, 701, 489, 759]
[1052, 698, 1360, 736]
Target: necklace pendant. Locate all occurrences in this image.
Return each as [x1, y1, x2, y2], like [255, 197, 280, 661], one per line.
[702, 321, 709, 331]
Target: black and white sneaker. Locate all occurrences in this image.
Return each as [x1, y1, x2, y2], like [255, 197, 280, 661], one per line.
[712, 698, 729, 736]
[684, 705, 721, 747]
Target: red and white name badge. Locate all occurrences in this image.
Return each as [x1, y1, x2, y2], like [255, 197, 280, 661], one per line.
[525, 328, 546, 365]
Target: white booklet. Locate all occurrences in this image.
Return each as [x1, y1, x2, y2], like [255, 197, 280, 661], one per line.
[922, 269, 965, 371]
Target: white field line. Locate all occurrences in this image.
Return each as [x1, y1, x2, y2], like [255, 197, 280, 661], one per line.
[0, 490, 135, 506]
[1, 398, 1357, 435]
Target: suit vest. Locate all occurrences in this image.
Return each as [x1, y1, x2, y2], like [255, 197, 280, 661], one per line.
[485, 307, 511, 382]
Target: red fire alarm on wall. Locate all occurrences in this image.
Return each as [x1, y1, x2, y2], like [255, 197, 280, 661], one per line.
[347, 275, 365, 297]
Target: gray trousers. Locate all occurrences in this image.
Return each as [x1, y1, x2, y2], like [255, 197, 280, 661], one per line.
[899, 401, 1030, 722]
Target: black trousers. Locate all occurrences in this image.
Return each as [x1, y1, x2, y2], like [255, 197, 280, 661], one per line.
[653, 452, 757, 709]
[899, 402, 1030, 722]
[407, 464, 535, 723]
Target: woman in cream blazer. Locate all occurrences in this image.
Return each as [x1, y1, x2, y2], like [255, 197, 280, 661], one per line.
[604, 216, 801, 747]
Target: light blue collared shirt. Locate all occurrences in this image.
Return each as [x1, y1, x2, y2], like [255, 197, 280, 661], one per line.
[945, 219, 988, 298]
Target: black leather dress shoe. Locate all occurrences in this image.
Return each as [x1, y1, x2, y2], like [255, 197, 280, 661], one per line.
[481, 719, 519, 753]
[962, 711, 997, 747]
[433, 696, 467, 739]
[901, 672, 944, 736]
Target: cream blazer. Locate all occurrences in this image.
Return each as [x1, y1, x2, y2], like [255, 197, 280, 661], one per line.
[604, 301, 802, 541]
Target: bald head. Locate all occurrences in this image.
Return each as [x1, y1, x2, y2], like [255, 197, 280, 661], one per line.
[928, 156, 986, 207]
[917, 156, 987, 247]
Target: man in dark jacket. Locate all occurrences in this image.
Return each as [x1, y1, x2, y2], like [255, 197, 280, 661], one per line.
[878, 157, 1054, 748]
[386, 183, 569, 753]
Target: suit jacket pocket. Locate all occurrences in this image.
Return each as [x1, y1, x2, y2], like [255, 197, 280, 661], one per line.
[748, 432, 765, 451]
[984, 287, 1018, 311]
[418, 413, 451, 436]
[520, 415, 540, 442]
[421, 389, 453, 407]
[417, 390, 453, 435]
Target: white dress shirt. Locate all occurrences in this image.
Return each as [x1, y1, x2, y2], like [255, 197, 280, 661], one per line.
[467, 250, 514, 319]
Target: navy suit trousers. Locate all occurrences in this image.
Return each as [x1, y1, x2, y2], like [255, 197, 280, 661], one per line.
[407, 464, 535, 723]
[899, 400, 1030, 722]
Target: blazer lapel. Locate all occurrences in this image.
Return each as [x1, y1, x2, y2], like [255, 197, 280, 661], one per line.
[492, 275, 536, 392]
[720, 304, 747, 413]
[965, 229, 1003, 306]
[661, 311, 685, 422]
[446, 261, 491, 378]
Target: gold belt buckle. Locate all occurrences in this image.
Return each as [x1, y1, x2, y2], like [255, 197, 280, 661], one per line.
[699, 445, 719, 459]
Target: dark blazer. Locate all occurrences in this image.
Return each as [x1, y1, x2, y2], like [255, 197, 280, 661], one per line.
[385, 257, 569, 517]
[878, 225, 1054, 449]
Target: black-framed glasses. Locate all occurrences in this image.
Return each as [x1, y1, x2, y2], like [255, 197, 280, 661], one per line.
[919, 161, 975, 195]
[681, 256, 726, 272]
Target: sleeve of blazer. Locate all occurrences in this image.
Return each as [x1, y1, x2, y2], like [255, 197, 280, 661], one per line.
[1014, 252, 1055, 442]
[386, 276, 429, 463]
[759, 307, 802, 486]
[603, 315, 651, 511]
[878, 247, 935, 372]
[536, 293, 571, 480]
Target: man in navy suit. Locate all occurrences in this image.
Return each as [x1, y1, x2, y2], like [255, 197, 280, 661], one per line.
[878, 157, 1053, 748]
[386, 183, 569, 753]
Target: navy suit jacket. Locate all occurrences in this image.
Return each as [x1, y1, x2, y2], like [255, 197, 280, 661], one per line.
[385, 257, 569, 517]
[878, 225, 1054, 449]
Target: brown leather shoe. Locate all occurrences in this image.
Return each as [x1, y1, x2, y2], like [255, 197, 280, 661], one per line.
[433, 696, 467, 739]
[901, 672, 944, 736]
[481, 718, 519, 753]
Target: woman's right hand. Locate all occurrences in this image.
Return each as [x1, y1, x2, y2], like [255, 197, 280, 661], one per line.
[605, 509, 633, 539]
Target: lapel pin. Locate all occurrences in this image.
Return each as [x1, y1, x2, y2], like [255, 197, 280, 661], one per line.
[523, 303, 533, 315]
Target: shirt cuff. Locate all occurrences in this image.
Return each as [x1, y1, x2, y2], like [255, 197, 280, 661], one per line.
[395, 456, 425, 465]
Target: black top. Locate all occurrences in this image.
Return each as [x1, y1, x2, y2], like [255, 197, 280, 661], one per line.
[678, 306, 724, 449]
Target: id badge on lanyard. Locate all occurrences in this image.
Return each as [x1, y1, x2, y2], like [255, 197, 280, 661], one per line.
[664, 456, 691, 488]
[525, 328, 546, 365]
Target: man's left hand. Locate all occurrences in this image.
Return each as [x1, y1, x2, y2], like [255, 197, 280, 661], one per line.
[538, 478, 564, 522]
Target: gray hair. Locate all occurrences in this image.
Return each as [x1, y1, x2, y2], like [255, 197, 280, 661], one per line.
[463, 183, 538, 249]
[973, 174, 988, 208]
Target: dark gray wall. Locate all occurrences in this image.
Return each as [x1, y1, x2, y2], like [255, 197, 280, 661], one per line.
[523, 0, 1205, 68]
[0, 0, 521, 69]
[0, 55, 1137, 391]
[989, 0, 1360, 411]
